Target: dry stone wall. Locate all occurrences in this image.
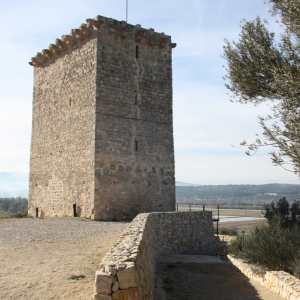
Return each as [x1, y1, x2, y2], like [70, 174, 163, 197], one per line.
[228, 255, 300, 300]
[94, 211, 217, 300]
[28, 15, 176, 220]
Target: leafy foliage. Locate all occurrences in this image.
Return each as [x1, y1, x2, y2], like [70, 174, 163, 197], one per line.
[10, 212, 29, 218]
[223, 0, 300, 174]
[0, 197, 28, 214]
[264, 197, 300, 228]
[229, 217, 300, 275]
[228, 234, 250, 257]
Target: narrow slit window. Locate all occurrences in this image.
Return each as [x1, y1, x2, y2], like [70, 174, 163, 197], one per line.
[136, 46, 139, 59]
[135, 141, 138, 151]
[135, 95, 138, 105]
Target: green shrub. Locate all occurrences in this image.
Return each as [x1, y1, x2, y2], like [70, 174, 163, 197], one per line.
[229, 216, 300, 275]
[264, 197, 300, 229]
[0, 197, 28, 214]
[10, 212, 28, 218]
[219, 229, 238, 236]
[292, 258, 300, 279]
[228, 234, 250, 257]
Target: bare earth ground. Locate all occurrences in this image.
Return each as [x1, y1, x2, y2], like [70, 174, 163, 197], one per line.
[0, 218, 128, 300]
[154, 255, 284, 300]
[178, 207, 263, 218]
[211, 209, 263, 218]
[215, 219, 266, 235]
[0, 216, 285, 300]
[178, 207, 266, 234]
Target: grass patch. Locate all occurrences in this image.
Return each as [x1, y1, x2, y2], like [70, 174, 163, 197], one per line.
[11, 212, 29, 218]
[219, 229, 238, 236]
[68, 274, 86, 280]
[0, 212, 9, 219]
[0, 211, 31, 219]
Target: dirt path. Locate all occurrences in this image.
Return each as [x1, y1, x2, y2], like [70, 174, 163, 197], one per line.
[0, 218, 128, 300]
[155, 254, 285, 300]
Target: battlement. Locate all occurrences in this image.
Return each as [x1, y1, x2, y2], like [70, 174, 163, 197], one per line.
[28, 13, 176, 221]
[29, 15, 177, 67]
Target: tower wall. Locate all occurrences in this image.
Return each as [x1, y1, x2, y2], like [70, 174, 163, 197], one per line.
[94, 18, 175, 220]
[28, 36, 97, 218]
[28, 16, 176, 220]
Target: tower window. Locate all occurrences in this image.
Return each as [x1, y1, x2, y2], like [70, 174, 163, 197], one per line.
[135, 141, 138, 151]
[135, 95, 138, 105]
[136, 46, 139, 59]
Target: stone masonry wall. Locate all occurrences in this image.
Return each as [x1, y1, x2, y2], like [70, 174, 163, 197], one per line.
[94, 211, 217, 300]
[28, 33, 97, 218]
[94, 16, 175, 220]
[228, 255, 300, 300]
[28, 16, 176, 220]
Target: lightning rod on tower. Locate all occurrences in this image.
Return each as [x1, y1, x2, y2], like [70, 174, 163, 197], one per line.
[126, 0, 128, 23]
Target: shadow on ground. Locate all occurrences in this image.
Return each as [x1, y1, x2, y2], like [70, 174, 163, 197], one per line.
[154, 255, 284, 300]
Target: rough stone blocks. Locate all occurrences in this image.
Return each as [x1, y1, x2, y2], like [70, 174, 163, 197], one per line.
[28, 15, 176, 221]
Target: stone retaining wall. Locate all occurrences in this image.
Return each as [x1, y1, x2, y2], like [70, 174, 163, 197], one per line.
[94, 211, 216, 299]
[228, 255, 300, 300]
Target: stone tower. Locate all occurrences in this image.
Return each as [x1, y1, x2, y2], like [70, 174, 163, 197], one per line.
[28, 15, 176, 221]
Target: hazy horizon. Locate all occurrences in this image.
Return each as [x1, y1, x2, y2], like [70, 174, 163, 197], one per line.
[0, 172, 299, 200]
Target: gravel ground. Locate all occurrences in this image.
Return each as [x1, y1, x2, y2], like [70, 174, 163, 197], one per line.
[0, 218, 129, 247]
[0, 218, 128, 300]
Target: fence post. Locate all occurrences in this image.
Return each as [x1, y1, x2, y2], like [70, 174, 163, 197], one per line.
[217, 204, 220, 236]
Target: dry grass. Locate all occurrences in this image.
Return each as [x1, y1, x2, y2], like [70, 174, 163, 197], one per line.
[0, 212, 9, 219]
[178, 206, 263, 217]
[215, 219, 266, 235]
[212, 208, 263, 218]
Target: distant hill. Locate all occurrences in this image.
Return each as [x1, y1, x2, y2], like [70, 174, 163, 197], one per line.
[0, 172, 28, 198]
[176, 181, 201, 186]
[176, 183, 300, 206]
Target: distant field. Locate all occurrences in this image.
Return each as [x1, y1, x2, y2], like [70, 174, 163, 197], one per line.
[215, 219, 266, 235]
[211, 208, 263, 218]
[177, 205, 265, 235]
[177, 205, 263, 217]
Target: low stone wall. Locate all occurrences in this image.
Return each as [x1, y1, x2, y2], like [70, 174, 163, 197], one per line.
[94, 211, 216, 300]
[228, 255, 300, 300]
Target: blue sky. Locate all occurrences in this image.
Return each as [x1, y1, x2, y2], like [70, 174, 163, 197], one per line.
[0, 0, 299, 184]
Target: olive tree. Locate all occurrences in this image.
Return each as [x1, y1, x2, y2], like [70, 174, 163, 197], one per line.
[223, 0, 300, 174]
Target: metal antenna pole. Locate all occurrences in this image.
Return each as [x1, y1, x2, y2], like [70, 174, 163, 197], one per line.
[126, 0, 128, 23]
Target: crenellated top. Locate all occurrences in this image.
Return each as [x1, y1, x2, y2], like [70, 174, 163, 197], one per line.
[29, 15, 176, 67]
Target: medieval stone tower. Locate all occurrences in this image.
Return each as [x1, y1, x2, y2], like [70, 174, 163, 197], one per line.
[28, 15, 176, 221]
